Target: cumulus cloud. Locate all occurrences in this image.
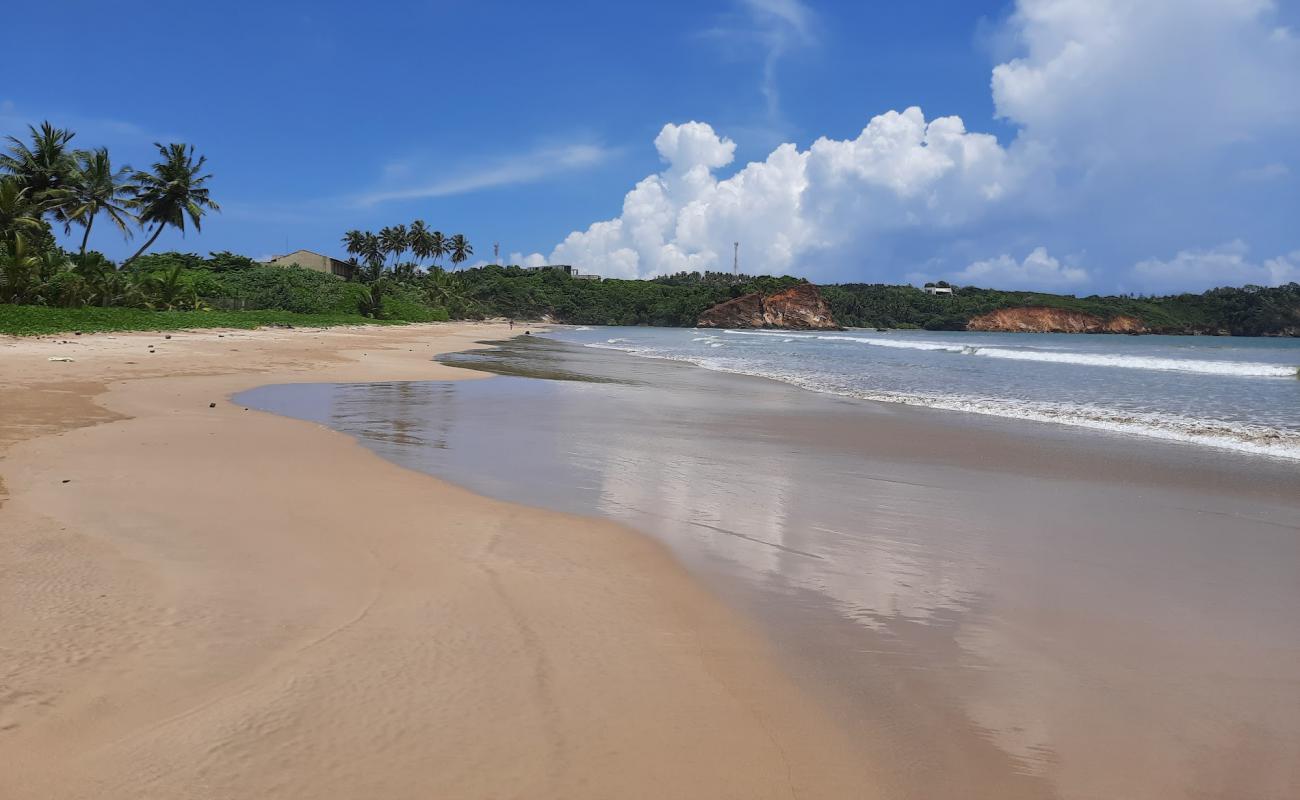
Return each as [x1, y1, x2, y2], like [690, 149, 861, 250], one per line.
[991, 0, 1300, 163]
[1131, 241, 1300, 293]
[537, 108, 1028, 278]
[509, 251, 547, 268]
[943, 247, 1089, 291]
[528, 0, 1300, 290]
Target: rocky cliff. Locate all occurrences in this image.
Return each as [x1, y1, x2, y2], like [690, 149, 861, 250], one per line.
[697, 284, 840, 330]
[966, 307, 1147, 334]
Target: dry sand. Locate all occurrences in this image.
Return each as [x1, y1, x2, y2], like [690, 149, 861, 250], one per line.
[0, 323, 876, 799]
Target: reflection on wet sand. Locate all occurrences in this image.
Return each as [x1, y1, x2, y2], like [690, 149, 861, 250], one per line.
[240, 339, 1300, 800]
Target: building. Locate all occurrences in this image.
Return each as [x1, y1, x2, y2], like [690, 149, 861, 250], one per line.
[522, 264, 601, 281]
[268, 249, 354, 279]
[922, 285, 954, 296]
[522, 264, 575, 275]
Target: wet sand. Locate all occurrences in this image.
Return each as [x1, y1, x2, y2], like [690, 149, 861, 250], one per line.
[243, 335, 1300, 800]
[0, 324, 875, 799]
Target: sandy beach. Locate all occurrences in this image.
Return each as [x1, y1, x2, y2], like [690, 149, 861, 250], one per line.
[0, 323, 875, 799]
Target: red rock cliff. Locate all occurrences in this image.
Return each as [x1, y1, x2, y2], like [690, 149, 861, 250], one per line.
[697, 284, 840, 330]
[967, 307, 1147, 333]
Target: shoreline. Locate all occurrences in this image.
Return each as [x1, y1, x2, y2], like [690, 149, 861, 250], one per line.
[0, 323, 875, 798]
[572, 327, 1300, 462]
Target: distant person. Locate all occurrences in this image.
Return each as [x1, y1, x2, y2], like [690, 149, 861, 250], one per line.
[509, 319, 514, 330]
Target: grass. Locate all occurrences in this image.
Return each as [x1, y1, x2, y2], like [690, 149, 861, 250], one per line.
[0, 305, 412, 336]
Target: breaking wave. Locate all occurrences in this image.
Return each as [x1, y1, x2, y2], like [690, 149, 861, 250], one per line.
[586, 338, 1300, 460]
[723, 330, 1298, 378]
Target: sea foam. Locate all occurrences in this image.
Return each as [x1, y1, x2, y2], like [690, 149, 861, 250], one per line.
[585, 337, 1300, 460]
[724, 330, 1297, 378]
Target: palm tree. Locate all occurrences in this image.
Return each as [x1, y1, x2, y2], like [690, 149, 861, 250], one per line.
[0, 122, 77, 214]
[448, 233, 473, 269]
[65, 148, 135, 261]
[357, 278, 389, 318]
[409, 220, 433, 265]
[0, 177, 46, 244]
[379, 224, 409, 269]
[342, 229, 367, 263]
[360, 232, 384, 278]
[136, 263, 198, 310]
[88, 263, 145, 308]
[427, 229, 449, 268]
[0, 235, 44, 304]
[422, 268, 474, 315]
[121, 143, 219, 267]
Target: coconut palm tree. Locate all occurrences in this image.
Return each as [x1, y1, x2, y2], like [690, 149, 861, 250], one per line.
[379, 224, 409, 269]
[136, 263, 198, 310]
[360, 232, 384, 277]
[342, 229, 368, 263]
[357, 278, 389, 318]
[409, 220, 432, 265]
[427, 229, 449, 268]
[0, 235, 44, 304]
[448, 233, 473, 269]
[65, 148, 135, 261]
[422, 268, 474, 315]
[0, 122, 77, 213]
[0, 177, 46, 244]
[121, 143, 219, 267]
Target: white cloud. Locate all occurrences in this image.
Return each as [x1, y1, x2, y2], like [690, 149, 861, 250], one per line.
[538, 108, 1027, 279]
[508, 251, 547, 268]
[534, 0, 1300, 290]
[944, 247, 1090, 290]
[701, 0, 818, 119]
[1236, 162, 1290, 181]
[1132, 241, 1300, 293]
[991, 0, 1300, 164]
[355, 142, 614, 206]
[0, 101, 178, 152]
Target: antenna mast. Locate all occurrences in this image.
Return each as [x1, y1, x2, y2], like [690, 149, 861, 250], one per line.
[494, 242, 500, 265]
[733, 241, 739, 278]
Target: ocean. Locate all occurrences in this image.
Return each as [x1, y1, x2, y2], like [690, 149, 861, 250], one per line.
[549, 326, 1300, 459]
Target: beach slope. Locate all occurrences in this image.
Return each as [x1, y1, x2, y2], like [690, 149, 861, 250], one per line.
[0, 324, 872, 799]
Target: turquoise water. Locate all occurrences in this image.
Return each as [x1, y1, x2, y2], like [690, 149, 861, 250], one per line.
[547, 327, 1300, 459]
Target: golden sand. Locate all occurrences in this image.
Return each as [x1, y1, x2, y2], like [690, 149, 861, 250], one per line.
[0, 323, 875, 799]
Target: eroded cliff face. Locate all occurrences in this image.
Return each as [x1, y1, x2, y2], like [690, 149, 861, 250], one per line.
[967, 307, 1147, 334]
[697, 284, 840, 330]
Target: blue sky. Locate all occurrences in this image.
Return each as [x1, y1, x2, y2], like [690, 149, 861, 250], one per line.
[5, 0, 1299, 293]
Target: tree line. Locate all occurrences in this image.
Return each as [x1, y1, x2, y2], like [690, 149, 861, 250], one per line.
[341, 224, 472, 282]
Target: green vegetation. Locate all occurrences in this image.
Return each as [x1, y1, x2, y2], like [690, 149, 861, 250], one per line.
[819, 282, 1300, 335]
[453, 267, 803, 326]
[0, 120, 229, 314]
[435, 267, 1299, 335]
[0, 121, 465, 330]
[0, 306, 405, 336]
